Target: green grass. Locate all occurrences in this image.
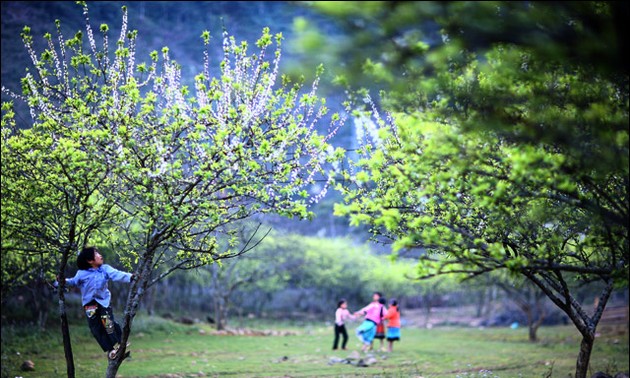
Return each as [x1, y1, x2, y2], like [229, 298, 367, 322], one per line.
[1, 316, 627, 378]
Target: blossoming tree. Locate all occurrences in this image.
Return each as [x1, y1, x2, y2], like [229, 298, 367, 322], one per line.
[2, 3, 344, 377]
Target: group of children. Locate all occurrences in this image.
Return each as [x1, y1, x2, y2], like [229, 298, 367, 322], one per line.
[61, 247, 401, 361]
[333, 291, 401, 353]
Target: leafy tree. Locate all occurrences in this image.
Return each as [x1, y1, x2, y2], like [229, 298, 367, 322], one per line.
[312, 3, 627, 377]
[205, 224, 301, 330]
[281, 235, 424, 313]
[363, 253, 427, 303]
[2, 3, 343, 377]
[205, 232, 425, 317]
[303, 2, 627, 86]
[2, 75, 121, 377]
[334, 43, 628, 377]
[494, 276, 551, 342]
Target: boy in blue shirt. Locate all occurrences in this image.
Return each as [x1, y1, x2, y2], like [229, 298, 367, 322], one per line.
[59, 247, 135, 359]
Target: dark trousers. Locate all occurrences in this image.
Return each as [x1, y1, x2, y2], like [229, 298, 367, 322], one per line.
[333, 324, 348, 350]
[84, 301, 123, 352]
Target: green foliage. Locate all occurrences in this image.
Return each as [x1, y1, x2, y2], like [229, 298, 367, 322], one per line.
[336, 42, 628, 285]
[1, 2, 344, 286]
[2, 70, 122, 294]
[222, 232, 426, 311]
[329, 7, 627, 375]
[1, 4, 345, 375]
[305, 2, 627, 86]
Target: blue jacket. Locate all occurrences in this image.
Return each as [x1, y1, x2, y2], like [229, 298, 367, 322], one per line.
[65, 264, 132, 307]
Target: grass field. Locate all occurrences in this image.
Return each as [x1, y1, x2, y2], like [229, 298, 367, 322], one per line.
[1, 316, 628, 378]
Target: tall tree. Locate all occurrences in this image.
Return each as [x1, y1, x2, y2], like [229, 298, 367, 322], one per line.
[495, 276, 550, 342]
[2, 3, 343, 377]
[2, 55, 121, 377]
[313, 3, 627, 377]
[335, 62, 627, 375]
[336, 44, 627, 377]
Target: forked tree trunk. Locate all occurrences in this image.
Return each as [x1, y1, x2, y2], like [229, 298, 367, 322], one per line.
[528, 323, 536, 342]
[529, 302, 546, 342]
[498, 282, 546, 342]
[105, 248, 155, 378]
[526, 272, 613, 378]
[523, 303, 546, 342]
[105, 281, 140, 377]
[524, 307, 536, 342]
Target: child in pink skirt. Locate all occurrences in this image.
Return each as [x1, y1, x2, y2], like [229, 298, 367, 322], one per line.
[354, 292, 385, 352]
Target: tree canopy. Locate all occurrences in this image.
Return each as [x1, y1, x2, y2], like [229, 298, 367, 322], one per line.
[1, 3, 344, 377]
[326, 2, 628, 377]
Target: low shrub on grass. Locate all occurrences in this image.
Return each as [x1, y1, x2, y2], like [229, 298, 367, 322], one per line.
[131, 315, 191, 335]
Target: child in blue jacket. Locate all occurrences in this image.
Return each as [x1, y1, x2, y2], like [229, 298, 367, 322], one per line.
[59, 247, 135, 359]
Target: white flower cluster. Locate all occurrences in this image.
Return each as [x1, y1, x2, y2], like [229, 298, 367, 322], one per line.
[4, 3, 345, 218]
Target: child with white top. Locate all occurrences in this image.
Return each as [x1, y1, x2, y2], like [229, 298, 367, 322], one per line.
[333, 299, 355, 350]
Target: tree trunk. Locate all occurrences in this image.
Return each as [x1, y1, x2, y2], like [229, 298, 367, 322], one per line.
[476, 288, 486, 318]
[58, 295, 75, 378]
[211, 264, 227, 331]
[254, 294, 267, 317]
[57, 264, 75, 378]
[38, 306, 49, 329]
[215, 295, 227, 331]
[575, 333, 595, 378]
[105, 249, 154, 378]
[423, 294, 433, 326]
[529, 298, 547, 343]
[484, 286, 496, 317]
[523, 306, 537, 342]
[29, 281, 51, 329]
[215, 301, 223, 331]
[528, 322, 538, 342]
[57, 275, 74, 378]
[105, 281, 139, 378]
[523, 304, 545, 342]
[143, 283, 155, 316]
[220, 296, 229, 330]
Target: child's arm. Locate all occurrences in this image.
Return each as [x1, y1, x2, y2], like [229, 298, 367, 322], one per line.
[56, 272, 80, 287]
[103, 265, 133, 283]
[342, 309, 353, 322]
[353, 304, 369, 317]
